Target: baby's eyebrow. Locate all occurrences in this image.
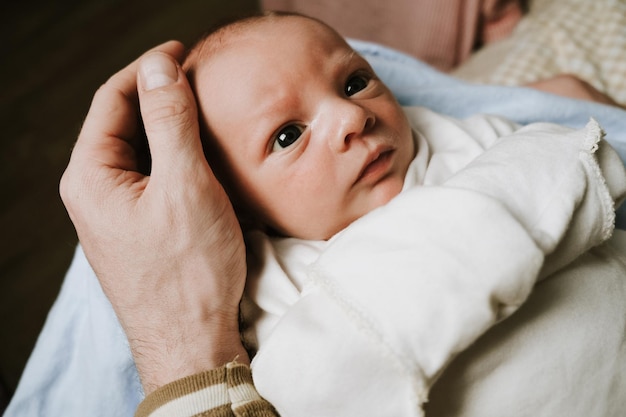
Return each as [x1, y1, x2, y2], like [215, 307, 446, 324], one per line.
[254, 88, 295, 119]
[344, 49, 357, 60]
[322, 49, 356, 81]
[334, 49, 369, 74]
[340, 49, 359, 65]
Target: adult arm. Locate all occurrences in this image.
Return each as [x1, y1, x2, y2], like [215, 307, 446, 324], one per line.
[59, 42, 276, 415]
[527, 74, 624, 109]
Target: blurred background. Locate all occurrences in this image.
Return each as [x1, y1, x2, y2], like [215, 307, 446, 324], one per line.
[0, 0, 260, 410]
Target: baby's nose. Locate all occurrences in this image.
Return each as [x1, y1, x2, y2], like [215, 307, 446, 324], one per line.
[328, 101, 375, 152]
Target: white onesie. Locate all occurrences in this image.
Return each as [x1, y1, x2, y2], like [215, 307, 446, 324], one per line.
[240, 107, 626, 417]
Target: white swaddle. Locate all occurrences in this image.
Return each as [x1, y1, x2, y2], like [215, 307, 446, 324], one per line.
[242, 109, 626, 417]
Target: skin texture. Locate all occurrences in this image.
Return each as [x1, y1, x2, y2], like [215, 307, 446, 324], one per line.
[187, 15, 415, 240]
[60, 42, 249, 395]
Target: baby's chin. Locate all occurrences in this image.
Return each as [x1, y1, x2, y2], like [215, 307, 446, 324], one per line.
[367, 174, 405, 209]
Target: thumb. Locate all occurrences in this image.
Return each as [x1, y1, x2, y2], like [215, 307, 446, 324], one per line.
[137, 51, 206, 182]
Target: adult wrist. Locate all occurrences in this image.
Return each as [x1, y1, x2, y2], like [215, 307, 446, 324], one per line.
[128, 312, 250, 395]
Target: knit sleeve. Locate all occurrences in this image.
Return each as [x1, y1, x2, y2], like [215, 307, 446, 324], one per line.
[135, 362, 279, 417]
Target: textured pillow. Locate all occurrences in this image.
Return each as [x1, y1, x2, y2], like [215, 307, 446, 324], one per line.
[454, 0, 626, 106]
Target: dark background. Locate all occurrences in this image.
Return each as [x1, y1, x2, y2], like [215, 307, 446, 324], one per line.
[0, 0, 260, 410]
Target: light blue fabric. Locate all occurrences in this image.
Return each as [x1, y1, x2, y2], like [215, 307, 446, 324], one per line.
[7, 40, 626, 417]
[351, 40, 626, 163]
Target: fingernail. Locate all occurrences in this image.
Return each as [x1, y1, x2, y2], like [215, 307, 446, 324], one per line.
[140, 53, 178, 91]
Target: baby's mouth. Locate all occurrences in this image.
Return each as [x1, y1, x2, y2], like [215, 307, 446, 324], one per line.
[356, 149, 394, 184]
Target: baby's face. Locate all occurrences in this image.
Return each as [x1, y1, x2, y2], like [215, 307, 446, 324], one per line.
[192, 16, 414, 239]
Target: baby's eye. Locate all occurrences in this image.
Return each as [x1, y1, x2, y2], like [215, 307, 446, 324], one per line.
[272, 124, 304, 152]
[345, 74, 369, 97]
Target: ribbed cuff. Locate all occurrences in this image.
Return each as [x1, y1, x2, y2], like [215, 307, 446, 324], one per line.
[135, 361, 279, 417]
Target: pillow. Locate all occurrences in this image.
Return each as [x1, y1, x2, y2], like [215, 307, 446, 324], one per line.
[453, 0, 626, 107]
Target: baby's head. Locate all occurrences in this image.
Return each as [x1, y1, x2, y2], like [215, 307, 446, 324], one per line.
[184, 12, 414, 240]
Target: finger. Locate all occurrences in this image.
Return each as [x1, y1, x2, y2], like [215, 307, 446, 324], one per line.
[136, 51, 208, 182]
[61, 41, 187, 210]
[72, 41, 187, 171]
[105, 40, 186, 99]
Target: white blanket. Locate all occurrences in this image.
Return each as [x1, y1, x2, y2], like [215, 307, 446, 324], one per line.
[241, 109, 626, 417]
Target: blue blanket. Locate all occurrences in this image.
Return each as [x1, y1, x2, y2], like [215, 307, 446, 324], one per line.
[6, 40, 626, 417]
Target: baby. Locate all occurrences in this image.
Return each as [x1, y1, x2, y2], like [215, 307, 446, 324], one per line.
[183, 11, 623, 244]
[163, 11, 626, 417]
[183, 11, 416, 240]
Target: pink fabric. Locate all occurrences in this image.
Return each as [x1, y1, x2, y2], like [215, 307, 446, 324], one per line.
[261, 0, 524, 71]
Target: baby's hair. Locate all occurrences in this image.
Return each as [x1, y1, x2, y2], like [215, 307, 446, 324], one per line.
[183, 11, 319, 74]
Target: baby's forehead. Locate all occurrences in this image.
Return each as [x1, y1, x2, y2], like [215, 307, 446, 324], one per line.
[185, 15, 344, 71]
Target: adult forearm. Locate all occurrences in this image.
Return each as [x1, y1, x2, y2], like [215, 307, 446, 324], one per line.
[129, 312, 250, 395]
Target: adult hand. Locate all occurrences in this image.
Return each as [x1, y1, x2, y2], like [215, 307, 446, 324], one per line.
[60, 41, 249, 394]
